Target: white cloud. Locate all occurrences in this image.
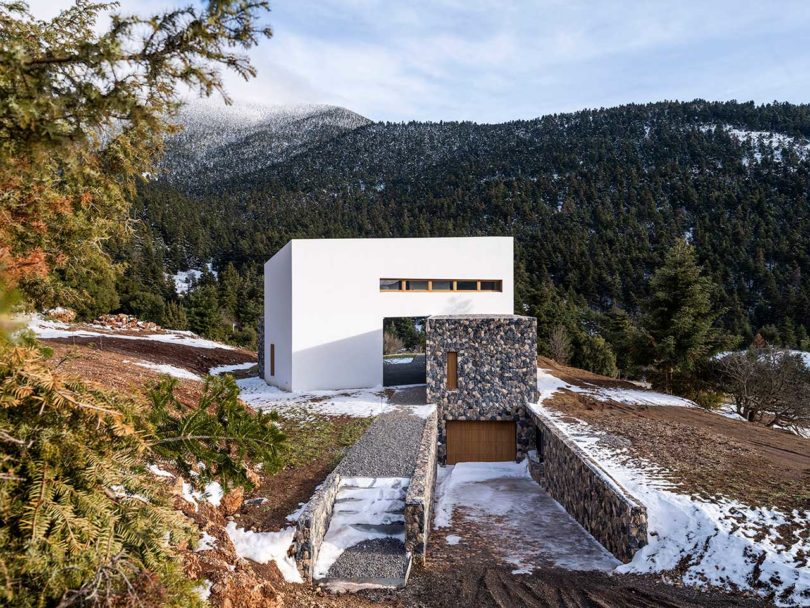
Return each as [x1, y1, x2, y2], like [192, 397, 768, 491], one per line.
[22, 0, 810, 122]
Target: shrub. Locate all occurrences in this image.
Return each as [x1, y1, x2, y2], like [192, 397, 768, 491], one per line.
[0, 343, 200, 608]
[148, 375, 284, 490]
[548, 324, 572, 365]
[714, 348, 810, 432]
[383, 331, 405, 355]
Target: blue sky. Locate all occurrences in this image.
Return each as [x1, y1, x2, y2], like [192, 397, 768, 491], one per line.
[27, 0, 810, 122]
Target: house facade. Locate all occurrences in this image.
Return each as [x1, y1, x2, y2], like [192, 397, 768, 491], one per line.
[263, 237, 514, 391]
[425, 314, 539, 463]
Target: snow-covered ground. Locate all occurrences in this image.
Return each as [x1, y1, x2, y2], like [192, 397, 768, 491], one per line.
[172, 262, 217, 295]
[531, 369, 810, 606]
[26, 315, 237, 350]
[384, 356, 414, 365]
[313, 477, 409, 579]
[225, 522, 302, 583]
[236, 376, 394, 419]
[536, 368, 696, 408]
[209, 362, 255, 375]
[701, 124, 810, 162]
[433, 460, 619, 574]
[128, 360, 201, 381]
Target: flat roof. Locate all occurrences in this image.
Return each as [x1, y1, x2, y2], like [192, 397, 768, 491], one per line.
[427, 314, 533, 320]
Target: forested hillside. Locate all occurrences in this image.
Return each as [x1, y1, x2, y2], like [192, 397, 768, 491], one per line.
[113, 99, 810, 368]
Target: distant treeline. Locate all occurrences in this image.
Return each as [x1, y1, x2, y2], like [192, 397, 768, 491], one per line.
[107, 100, 809, 373]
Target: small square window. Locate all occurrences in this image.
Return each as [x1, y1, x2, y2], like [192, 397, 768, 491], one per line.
[456, 280, 477, 291]
[480, 280, 501, 291]
[406, 280, 429, 291]
[431, 280, 452, 291]
[380, 279, 402, 291]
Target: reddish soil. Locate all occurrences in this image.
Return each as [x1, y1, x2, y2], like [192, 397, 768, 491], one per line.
[44, 342, 207, 407]
[538, 358, 810, 513]
[236, 451, 342, 531]
[44, 333, 255, 375]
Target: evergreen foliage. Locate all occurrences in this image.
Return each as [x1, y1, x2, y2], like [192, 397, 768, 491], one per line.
[642, 240, 725, 392]
[0, 341, 201, 607]
[148, 375, 284, 490]
[0, 327, 286, 605]
[111, 101, 810, 369]
[0, 0, 272, 314]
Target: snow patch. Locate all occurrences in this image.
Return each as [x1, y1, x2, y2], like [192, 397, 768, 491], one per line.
[147, 464, 175, 478]
[445, 534, 461, 545]
[434, 460, 530, 529]
[225, 522, 302, 583]
[384, 357, 414, 365]
[194, 579, 213, 601]
[534, 368, 695, 408]
[173, 263, 217, 295]
[27, 315, 237, 350]
[237, 376, 393, 418]
[313, 477, 409, 579]
[130, 361, 201, 381]
[536, 403, 810, 606]
[180, 481, 225, 509]
[209, 362, 255, 375]
[196, 531, 218, 552]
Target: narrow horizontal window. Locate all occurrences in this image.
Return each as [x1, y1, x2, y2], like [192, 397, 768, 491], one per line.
[406, 280, 429, 291]
[379, 278, 503, 293]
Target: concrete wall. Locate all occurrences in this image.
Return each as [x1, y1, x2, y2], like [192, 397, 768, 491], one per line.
[404, 409, 438, 563]
[263, 242, 293, 390]
[264, 237, 514, 391]
[426, 315, 539, 463]
[528, 408, 648, 563]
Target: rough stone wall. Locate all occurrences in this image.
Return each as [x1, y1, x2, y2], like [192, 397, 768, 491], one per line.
[292, 470, 342, 582]
[404, 409, 438, 563]
[425, 315, 539, 463]
[528, 408, 648, 563]
[257, 315, 265, 380]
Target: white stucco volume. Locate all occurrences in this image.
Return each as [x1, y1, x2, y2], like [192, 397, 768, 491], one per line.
[263, 237, 514, 391]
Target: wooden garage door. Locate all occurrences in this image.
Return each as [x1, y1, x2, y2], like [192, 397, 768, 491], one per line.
[446, 420, 516, 464]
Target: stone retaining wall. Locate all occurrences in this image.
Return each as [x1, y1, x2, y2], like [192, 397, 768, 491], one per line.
[292, 470, 342, 582]
[527, 408, 648, 563]
[404, 408, 438, 563]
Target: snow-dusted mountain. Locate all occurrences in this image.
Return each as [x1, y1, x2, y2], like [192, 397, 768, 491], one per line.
[161, 99, 372, 188]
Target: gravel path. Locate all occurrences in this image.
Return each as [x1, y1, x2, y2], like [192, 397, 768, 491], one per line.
[326, 538, 410, 583]
[335, 410, 427, 478]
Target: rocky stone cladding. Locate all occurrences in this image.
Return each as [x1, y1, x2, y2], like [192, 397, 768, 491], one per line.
[425, 315, 539, 463]
[404, 408, 438, 563]
[257, 315, 264, 380]
[528, 408, 648, 563]
[292, 469, 342, 582]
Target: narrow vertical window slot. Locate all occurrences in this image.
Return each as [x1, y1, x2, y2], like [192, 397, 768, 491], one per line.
[447, 351, 458, 390]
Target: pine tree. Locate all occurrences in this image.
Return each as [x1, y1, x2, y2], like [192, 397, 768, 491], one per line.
[0, 0, 272, 308]
[186, 283, 220, 338]
[643, 240, 724, 392]
[163, 301, 189, 331]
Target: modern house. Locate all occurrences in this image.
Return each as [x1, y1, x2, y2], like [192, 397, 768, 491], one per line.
[262, 237, 513, 391]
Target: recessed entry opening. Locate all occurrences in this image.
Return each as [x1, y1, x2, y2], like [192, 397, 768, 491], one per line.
[383, 316, 426, 386]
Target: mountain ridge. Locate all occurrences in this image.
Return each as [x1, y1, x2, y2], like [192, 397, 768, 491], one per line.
[123, 99, 810, 355]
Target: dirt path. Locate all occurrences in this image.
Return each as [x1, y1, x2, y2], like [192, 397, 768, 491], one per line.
[393, 564, 770, 608]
